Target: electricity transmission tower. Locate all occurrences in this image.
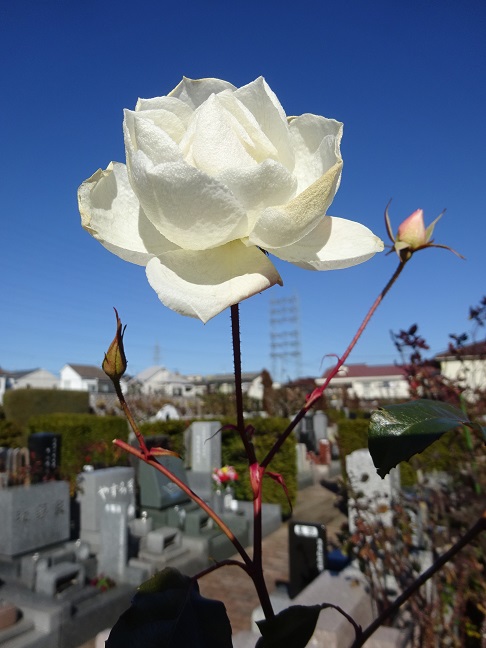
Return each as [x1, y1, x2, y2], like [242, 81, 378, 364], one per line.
[269, 295, 302, 382]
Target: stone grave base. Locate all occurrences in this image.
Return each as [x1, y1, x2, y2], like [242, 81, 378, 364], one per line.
[0, 581, 134, 648]
[243, 565, 412, 648]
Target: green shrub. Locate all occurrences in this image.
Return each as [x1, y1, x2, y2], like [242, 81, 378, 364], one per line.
[4, 389, 90, 429]
[0, 419, 25, 448]
[28, 413, 129, 492]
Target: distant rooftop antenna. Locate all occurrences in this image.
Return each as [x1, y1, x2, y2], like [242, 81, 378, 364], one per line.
[270, 294, 302, 382]
[153, 343, 161, 366]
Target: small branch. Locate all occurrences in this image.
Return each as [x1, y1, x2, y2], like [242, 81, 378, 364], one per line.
[320, 603, 362, 641]
[194, 559, 250, 581]
[350, 512, 486, 647]
[262, 261, 407, 469]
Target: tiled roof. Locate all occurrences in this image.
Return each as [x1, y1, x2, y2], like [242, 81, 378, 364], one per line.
[204, 372, 261, 383]
[436, 340, 486, 359]
[0, 368, 40, 379]
[66, 364, 107, 380]
[322, 363, 407, 379]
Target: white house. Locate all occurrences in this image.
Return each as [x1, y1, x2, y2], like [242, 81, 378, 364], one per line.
[435, 340, 486, 399]
[0, 368, 59, 404]
[130, 366, 265, 404]
[316, 363, 410, 403]
[202, 371, 264, 401]
[130, 366, 200, 398]
[60, 364, 115, 394]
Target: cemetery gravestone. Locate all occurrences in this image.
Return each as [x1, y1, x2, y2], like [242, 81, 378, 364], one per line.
[313, 411, 328, 444]
[98, 501, 130, 579]
[187, 421, 222, 501]
[288, 521, 327, 598]
[77, 467, 136, 553]
[138, 455, 190, 510]
[346, 448, 401, 533]
[0, 480, 70, 557]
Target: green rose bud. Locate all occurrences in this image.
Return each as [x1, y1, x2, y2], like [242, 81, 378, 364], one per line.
[102, 308, 127, 383]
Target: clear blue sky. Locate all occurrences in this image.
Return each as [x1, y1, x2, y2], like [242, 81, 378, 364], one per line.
[1, 0, 485, 381]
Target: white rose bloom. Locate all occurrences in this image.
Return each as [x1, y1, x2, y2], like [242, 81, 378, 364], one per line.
[79, 77, 383, 322]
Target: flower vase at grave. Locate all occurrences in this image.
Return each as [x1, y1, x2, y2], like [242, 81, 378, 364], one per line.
[213, 488, 224, 515]
[224, 485, 234, 511]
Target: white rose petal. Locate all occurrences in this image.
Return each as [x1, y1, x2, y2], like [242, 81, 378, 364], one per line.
[146, 241, 282, 323]
[249, 160, 343, 249]
[288, 113, 343, 194]
[79, 76, 384, 322]
[127, 151, 249, 250]
[268, 216, 385, 270]
[78, 162, 177, 265]
[168, 77, 236, 109]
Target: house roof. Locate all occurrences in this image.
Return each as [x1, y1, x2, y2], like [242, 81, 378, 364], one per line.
[134, 365, 190, 384]
[322, 363, 407, 380]
[65, 364, 108, 380]
[0, 368, 40, 379]
[204, 371, 261, 384]
[436, 339, 486, 360]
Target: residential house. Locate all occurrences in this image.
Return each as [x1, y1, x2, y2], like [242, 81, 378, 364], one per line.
[130, 366, 201, 399]
[202, 371, 264, 401]
[0, 368, 59, 404]
[130, 366, 265, 404]
[60, 364, 115, 394]
[316, 363, 409, 404]
[435, 340, 486, 398]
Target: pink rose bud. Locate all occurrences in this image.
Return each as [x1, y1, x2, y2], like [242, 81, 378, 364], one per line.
[396, 209, 426, 249]
[102, 308, 127, 383]
[384, 202, 463, 262]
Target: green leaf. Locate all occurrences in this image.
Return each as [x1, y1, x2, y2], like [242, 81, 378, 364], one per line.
[256, 605, 321, 648]
[369, 399, 472, 478]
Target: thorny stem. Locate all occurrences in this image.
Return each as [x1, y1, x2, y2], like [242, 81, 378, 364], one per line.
[350, 512, 486, 647]
[261, 260, 407, 469]
[230, 304, 274, 620]
[230, 304, 256, 462]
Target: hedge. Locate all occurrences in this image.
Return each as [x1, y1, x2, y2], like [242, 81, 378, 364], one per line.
[0, 419, 25, 448]
[28, 413, 129, 492]
[4, 389, 90, 429]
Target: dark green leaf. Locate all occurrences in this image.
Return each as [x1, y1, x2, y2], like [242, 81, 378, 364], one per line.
[107, 567, 233, 648]
[369, 399, 471, 478]
[256, 605, 321, 648]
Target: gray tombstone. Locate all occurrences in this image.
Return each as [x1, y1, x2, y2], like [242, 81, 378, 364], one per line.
[77, 467, 136, 552]
[187, 421, 222, 501]
[296, 443, 313, 489]
[313, 411, 328, 444]
[189, 421, 222, 472]
[0, 481, 70, 557]
[346, 448, 401, 533]
[98, 501, 130, 579]
[138, 454, 191, 510]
